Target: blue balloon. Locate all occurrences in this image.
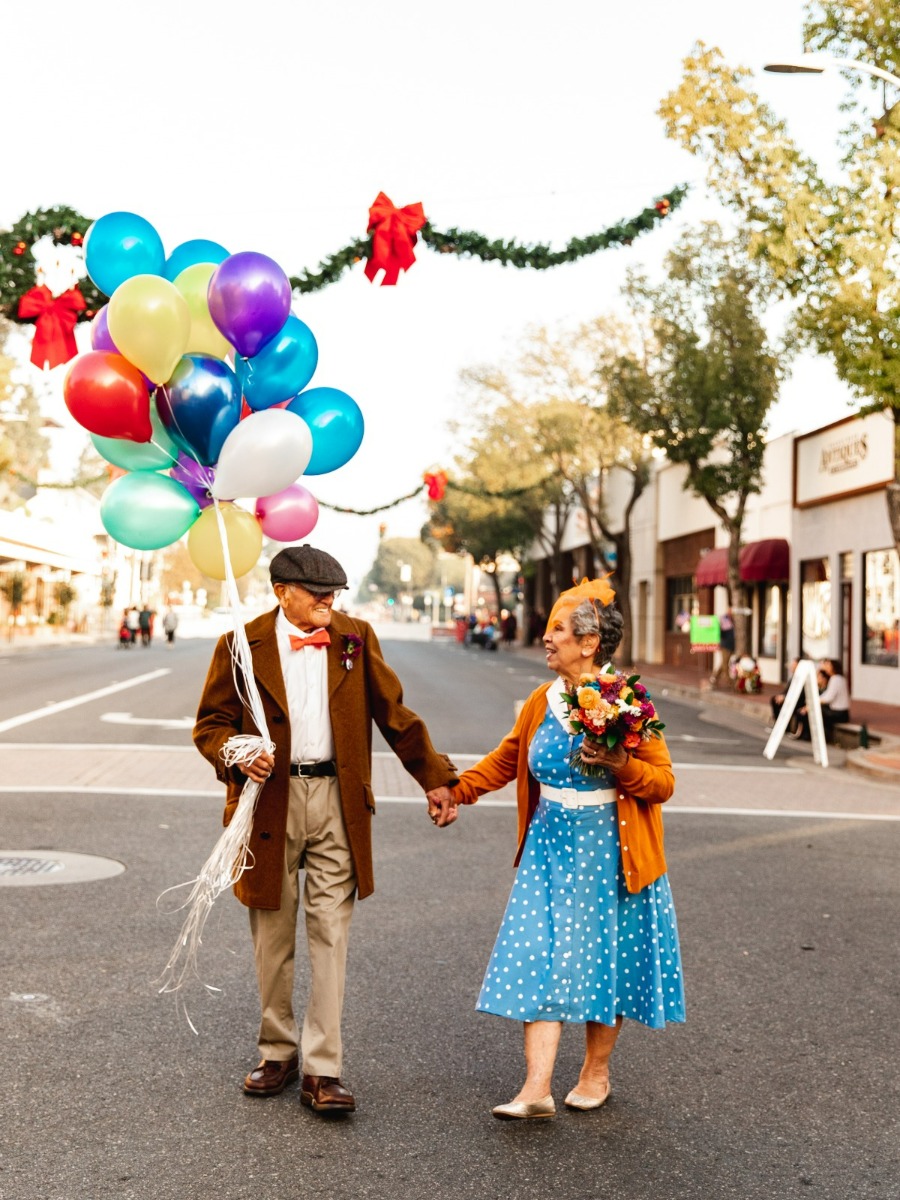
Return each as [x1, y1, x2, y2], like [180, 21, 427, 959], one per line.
[163, 239, 230, 282]
[157, 355, 242, 465]
[286, 387, 364, 475]
[84, 212, 166, 297]
[237, 315, 319, 411]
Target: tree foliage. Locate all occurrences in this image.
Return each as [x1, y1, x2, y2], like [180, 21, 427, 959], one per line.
[362, 537, 437, 599]
[443, 320, 655, 661]
[658, 3, 900, 544]
[611, 224, 782, 653]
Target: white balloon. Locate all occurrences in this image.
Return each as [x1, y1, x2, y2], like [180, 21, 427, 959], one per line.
[210, 409, 313, 500]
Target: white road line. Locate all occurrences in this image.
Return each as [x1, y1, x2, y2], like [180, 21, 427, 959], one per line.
[0, 786, 897, 821]
[0, 670, 171, 733]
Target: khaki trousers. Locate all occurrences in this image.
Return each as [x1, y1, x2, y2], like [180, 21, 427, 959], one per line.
[248, 775, 356, 1076]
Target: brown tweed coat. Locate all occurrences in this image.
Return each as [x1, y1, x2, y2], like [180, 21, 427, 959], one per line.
[193, 606, 457, 908]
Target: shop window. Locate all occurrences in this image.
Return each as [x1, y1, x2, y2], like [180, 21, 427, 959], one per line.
[862, 549, 899, 668]
[760, 584, 781, 659]
[667, 575, 696, 633]
[800, 558, 831, 661]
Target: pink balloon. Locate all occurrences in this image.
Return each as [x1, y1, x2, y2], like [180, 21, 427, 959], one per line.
[255, 483, 319, 541]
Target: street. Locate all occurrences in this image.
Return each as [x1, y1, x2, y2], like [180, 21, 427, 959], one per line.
[2, 632, 899, 1200]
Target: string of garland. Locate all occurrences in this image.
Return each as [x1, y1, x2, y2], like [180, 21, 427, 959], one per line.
[289, 186, 687, 293]
[317, 473, 554, 516]
[7, 467, 109, 490]
[1, 186, 687, 325]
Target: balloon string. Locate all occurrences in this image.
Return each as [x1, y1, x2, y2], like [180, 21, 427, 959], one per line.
[156, 499, 274, 1030]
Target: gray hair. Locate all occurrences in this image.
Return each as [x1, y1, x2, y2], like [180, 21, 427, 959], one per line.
[571, 599, 625, 665]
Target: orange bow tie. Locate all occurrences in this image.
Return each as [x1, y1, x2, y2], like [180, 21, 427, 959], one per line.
[289, 629, 331, 650]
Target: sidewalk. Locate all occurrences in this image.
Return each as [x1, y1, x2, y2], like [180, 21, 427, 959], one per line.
[507, 641, 900, 782]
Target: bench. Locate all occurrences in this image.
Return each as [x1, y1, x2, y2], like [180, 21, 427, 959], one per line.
[832, 723, 881, 750]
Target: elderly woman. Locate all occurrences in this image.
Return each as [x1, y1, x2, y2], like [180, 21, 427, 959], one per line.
[453, 579, 685, 1119]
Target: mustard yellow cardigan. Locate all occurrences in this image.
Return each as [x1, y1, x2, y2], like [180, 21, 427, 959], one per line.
[454, 682, 675, 894]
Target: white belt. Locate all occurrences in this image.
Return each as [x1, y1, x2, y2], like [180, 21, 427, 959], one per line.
[540, 784, 617, 810]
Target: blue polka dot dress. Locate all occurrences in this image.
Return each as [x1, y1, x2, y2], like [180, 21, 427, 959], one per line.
[476, 707, 685, 1029]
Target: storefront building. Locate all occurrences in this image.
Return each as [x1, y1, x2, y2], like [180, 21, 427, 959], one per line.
[527, 411, 899, 707]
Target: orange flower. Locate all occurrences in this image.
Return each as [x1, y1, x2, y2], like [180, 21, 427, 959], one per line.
[577, 687, 602, 710]
[624, 732, 641, 749]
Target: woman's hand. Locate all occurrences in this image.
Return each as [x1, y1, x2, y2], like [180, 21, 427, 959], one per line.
[581, 737, 628, 774]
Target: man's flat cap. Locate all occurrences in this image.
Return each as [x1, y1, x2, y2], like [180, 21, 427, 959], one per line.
[269, 545, 348, 591]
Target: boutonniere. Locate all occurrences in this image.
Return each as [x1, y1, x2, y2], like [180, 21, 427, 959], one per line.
[341, 634, 363, 671]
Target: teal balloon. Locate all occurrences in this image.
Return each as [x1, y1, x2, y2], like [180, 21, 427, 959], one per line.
[91, 405, 179, 470]
[100, 472, 200, 550]
[84, 212, 165, 297]
[286, 387, 364, 475]
[163, 239, 230, 281]
[237, 316, 319, 410]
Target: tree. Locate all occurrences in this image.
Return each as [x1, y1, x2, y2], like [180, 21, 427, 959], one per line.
[450, 321, 655, 663]
[610, 224, 782, 656]
[361, 537, 436, 602]
[658, 3, 900, 547]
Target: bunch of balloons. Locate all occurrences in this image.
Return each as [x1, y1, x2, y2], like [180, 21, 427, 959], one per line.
[65, 211, 365, 578]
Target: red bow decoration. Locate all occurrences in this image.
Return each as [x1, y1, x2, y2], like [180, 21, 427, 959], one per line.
[365, 192, 426, 286]
[289, 629, 331, 650]
[17, 285, 86, 369]
[424, 470, 448, 502]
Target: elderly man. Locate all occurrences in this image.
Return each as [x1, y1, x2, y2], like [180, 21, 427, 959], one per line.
[194, 545, 458, 1114]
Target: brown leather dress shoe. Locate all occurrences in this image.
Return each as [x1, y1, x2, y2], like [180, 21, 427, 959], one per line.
[300, 1074, 356, 1112]
[243, 1054, 300, 1096]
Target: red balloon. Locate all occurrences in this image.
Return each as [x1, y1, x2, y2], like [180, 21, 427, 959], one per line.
[64, 351, 152, 442]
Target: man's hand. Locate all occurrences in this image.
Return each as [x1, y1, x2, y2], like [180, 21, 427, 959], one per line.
[426, 785, 458, 828]
[242, 750, 275, 784]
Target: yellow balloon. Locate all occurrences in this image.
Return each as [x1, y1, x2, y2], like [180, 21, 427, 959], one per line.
[108, 274, 191, 384]
[187, 503, 263, 580]
[173, 263, 231, 359]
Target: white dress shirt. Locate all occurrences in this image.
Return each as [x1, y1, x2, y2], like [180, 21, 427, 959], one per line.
[276, 609, 336, 764]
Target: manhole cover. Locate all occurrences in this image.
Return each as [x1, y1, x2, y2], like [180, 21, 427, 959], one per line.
[0, 850, 125, 887]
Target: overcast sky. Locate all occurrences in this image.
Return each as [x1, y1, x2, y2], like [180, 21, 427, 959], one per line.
[4, 0, 859, 585]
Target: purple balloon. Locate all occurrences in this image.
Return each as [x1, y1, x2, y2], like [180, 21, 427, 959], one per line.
[170, 453, 216, 508]
[90, 304, 155, 391]
[90, 305, 117, 353]
[207, 252, 292, 359]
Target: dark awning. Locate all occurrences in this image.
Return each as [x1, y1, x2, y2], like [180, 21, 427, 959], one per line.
[740, 538, 790, 582]
[694, 539, 790, 587]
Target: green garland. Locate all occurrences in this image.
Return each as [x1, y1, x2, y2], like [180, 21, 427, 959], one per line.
[2, 187, 687, 327]
[289, 186, 687, 293]
[317, 475, 554, 516]
[0, 206, 103, 322]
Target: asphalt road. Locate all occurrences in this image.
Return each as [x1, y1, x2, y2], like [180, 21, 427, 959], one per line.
[2, 632, 899, 1200]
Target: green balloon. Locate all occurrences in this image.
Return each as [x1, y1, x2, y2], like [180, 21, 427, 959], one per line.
[91, 404, 178, 471]
[100, 471, 200, 550]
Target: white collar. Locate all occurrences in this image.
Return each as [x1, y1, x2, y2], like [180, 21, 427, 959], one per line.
[546, 675, 575, 731]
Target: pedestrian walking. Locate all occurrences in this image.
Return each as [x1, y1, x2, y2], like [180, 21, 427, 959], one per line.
[162, 608, 178, 646]
[125, 606, 140, 645]
[193, 544, 459, 1114]
[139, 606, 154, 646]
[429, 577, 684, 1119]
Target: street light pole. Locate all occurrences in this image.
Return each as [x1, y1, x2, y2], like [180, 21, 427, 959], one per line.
[764, 54, 900, 91]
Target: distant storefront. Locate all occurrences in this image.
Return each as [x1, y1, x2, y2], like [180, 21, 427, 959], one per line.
[792, 410, 899, 704]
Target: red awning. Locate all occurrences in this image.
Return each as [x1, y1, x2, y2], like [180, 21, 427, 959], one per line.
[695, 547, 728, 587]
[740, 538, 790, 582]
[694, 539, 790, 587]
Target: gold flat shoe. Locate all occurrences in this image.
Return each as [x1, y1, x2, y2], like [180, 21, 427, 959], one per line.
[564, 1083, 611, 1111]
[492, 1095, 556, 1120]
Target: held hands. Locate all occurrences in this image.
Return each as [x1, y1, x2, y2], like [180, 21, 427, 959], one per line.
[426, 785, 458, 828]
[581, 737, 628, 775]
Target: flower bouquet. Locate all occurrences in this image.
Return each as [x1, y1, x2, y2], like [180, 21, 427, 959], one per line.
[562, 665, 665, 777]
